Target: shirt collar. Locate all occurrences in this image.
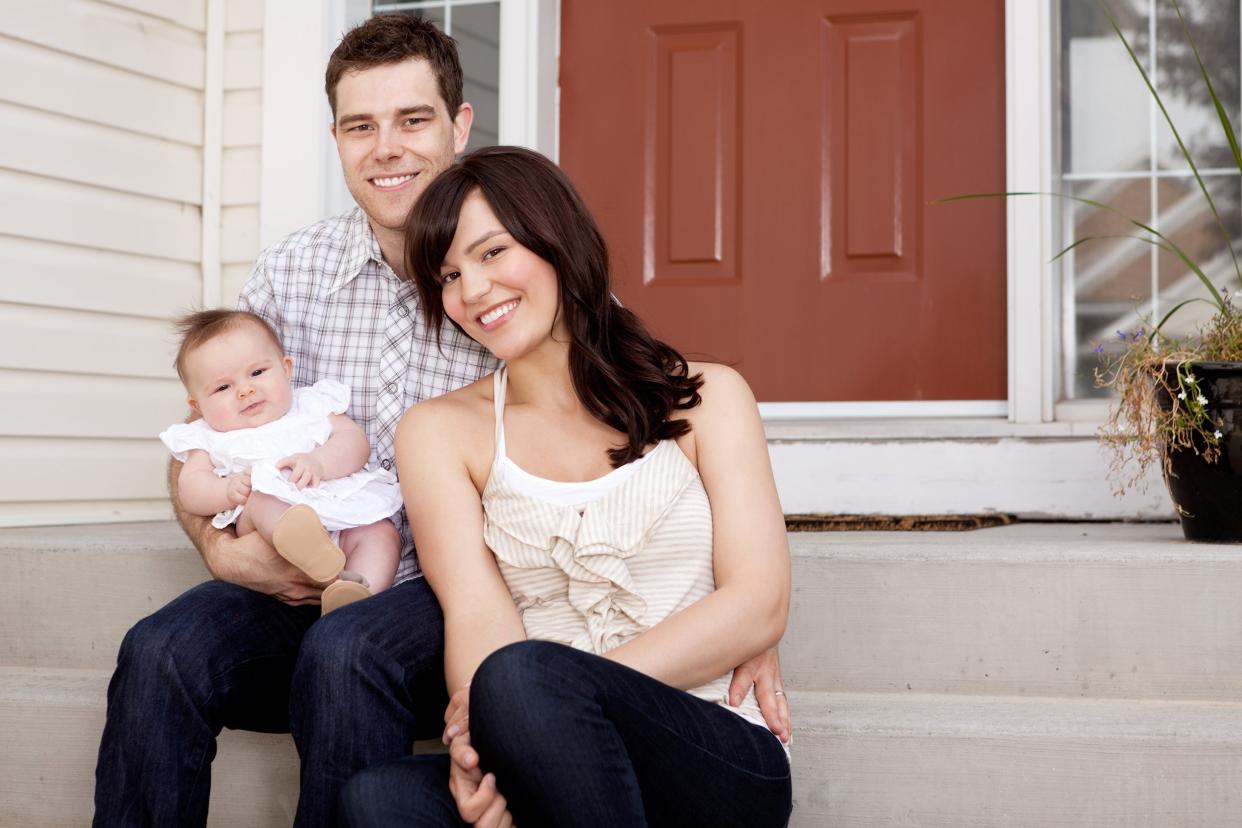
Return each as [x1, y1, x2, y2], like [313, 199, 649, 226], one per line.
[326, 207, 390, 295]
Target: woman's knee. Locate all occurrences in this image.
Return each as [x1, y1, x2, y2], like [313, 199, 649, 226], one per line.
[470, 641, 588, 741]
[472, 641, 566, 701]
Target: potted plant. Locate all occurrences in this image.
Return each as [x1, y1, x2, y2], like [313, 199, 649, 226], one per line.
[952, 0, 1242, 540]
[1090, 0, 1242, 541]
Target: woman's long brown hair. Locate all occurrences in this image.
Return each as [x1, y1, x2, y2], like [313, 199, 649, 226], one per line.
[404, 145, 703, 467]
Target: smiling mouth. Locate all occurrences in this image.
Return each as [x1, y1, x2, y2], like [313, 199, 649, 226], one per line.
[371, 173, 417, 189]
[478, 300, 519, 328]
[241, 401, 266, 415]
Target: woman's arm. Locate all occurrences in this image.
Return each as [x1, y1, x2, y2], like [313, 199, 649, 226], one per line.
[395, 400, 527, 695]
[279, 413, 371, 488]
[603, 363, 791, 691]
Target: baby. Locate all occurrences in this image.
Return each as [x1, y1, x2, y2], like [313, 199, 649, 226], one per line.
[160, 309, 401, 613]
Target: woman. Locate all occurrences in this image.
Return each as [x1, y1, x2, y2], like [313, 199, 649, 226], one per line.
[342, 146, 792, 827]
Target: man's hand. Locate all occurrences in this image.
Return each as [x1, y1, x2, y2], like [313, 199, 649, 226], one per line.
[204, 531, 324, 605]
[729, 647, 791, 744]
[448, 731, 514, 827]
[277, 452, 326, 489]
[225, 469, 252, 506]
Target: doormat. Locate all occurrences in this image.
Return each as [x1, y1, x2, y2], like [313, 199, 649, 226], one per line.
[784, 514, 1017, 532]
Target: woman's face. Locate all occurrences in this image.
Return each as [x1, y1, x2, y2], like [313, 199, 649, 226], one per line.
[437, 190, 567, 361]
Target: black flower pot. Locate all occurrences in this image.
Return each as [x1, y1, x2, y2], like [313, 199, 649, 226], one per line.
[1157, 361, 1242, 542]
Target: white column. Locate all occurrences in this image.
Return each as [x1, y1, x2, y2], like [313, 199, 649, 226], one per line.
[1005, 0, 1058, 423]
[498, 0, 560, 158]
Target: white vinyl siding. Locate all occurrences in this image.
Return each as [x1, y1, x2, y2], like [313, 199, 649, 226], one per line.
[222, 0, 263, 302]
[0, 0, 264, 527]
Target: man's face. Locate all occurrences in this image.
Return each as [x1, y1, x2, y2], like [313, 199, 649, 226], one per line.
[332, 58, 472, 236]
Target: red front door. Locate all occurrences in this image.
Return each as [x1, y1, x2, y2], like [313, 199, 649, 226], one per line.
[560, 0, 1007, 401]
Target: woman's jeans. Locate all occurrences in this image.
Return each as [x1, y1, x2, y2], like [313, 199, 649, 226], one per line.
[92, 577, 448, 828]
[342, 641, 792, 827]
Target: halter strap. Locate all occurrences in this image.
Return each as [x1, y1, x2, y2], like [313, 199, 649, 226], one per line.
[491, 364, 508, 461]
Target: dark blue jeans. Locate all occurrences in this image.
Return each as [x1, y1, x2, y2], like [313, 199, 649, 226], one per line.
[93, 577, 448, 828]
[341, 641, 792, 827]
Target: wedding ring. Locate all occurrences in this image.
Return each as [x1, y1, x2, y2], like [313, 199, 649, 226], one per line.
[774, 689, 786, 697]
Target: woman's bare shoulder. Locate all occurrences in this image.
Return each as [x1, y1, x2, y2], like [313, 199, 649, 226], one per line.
[685, 362, 756, 416]
[397, 374, 495, 444]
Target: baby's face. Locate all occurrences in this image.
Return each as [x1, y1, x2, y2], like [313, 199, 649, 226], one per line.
[183, 322, 294, 431]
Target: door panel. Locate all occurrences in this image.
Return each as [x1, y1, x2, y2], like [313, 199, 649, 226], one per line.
[560, 0, 1006, 401]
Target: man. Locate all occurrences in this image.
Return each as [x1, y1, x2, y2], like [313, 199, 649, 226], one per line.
[94, 13, 787, 828]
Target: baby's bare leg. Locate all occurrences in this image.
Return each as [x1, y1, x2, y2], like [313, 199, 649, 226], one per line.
[240, 491, 292, 546]
[338, 521, 400, 594]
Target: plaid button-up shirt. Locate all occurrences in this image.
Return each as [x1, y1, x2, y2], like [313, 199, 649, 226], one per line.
[239, 207, 497, 583]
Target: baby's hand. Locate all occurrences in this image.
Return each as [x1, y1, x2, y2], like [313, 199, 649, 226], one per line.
[225, 469, 252, 506]
[278, 453, 326, 489]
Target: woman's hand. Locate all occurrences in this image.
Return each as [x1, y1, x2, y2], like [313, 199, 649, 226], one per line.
[729, 647, 791, 743]
[443, 684, 471, 744]
[449, 731, 515, 827]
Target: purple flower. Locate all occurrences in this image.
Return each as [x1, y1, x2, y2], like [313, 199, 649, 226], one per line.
[1116, 330, 1127, 340]
[1133, 328, 1144, 340]
[1094, 344, 1104, 354]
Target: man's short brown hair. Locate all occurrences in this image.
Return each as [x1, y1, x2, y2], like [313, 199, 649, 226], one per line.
[325, 13, 464, 119]
[173, 309, 283, 384]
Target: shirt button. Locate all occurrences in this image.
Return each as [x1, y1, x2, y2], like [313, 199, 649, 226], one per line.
[386, 382, 398, 394]
[397, 304, 410, 317]
[381, 458, 393, 470]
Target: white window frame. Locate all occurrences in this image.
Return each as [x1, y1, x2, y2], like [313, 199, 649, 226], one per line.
[259, 0, 559, 249]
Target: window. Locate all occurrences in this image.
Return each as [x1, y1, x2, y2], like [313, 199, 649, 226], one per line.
[1059, 0, 1242, 399]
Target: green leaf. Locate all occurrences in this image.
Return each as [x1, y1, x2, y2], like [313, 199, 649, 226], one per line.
[1100, 0, 1242, 287]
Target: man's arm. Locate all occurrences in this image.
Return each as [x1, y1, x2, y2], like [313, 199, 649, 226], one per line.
[168, 455, 323, 604]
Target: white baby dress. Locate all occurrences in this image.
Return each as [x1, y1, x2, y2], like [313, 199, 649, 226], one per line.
[159, 379, 402, 531]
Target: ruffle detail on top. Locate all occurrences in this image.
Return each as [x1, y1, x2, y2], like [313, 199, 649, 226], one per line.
[483, 439, 698, 654]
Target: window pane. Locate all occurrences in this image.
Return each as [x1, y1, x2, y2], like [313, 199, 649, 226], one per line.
[1155, 175, 1242, 339]
[1062, 178, 1155, 399]
[454, 3, 501, 151]
[1153, 0, 1241, 171]
[1061, 0, 1150, 175]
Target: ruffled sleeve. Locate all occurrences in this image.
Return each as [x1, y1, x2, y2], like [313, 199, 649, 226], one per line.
[159, 420, 218, 464]
[293, 379, 352, 419]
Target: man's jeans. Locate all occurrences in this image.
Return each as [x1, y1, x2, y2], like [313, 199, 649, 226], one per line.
[341, 641, 792, 827]
[93, 577, 447, 828]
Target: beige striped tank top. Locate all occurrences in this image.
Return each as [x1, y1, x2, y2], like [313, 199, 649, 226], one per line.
[480, 366, 767, 727]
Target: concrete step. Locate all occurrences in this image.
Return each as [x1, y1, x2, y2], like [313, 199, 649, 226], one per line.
[9, 522, 1242, 704]
[782, 521, 1242, 700]
[1, 522, 208, 670]
[8, 667, 1240, 828]
[788, 690, 1242, 828]
[0, 666, 298, 827]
